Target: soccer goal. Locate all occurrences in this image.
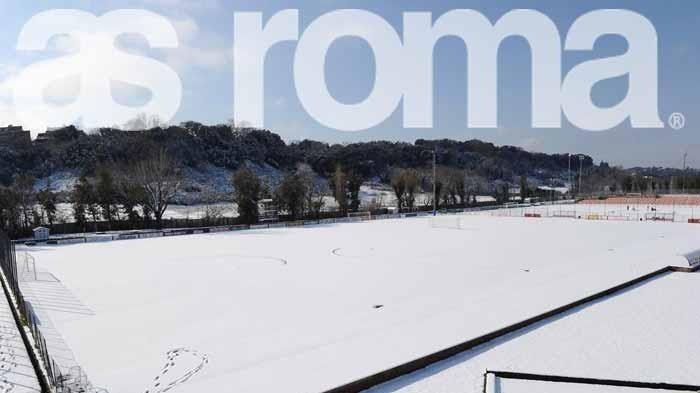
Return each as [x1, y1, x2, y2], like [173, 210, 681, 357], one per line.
[18, 252, 37, 281]
[348, 211, 372, 221]
[552, 210, 576, 219]
[645, 212, 675, 222]
[430, 216, 462, 230]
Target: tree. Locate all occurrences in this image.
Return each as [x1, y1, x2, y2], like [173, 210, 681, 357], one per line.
[13, 174, 35, 231]
[346, 171, 364, 212]
[276, 173, 306, 220]
[232, 168, 262, 224]
[429, 170, 444, 210]
[329, 166, 349, 215]
[86, 184, 101, 231]
[404, 169, 421, 211]
[96, 167, 118, 227]
[391, 169, 406, 211]
[122, 113, 165, 131]
[72, 175, 92, 232]
[296, 164, 326, 218]
[36, 182, 58, 226]
[456, 170, 467, 205]
[134, 150, 181, 228]
[307, 182, 327, 219]
[0, 187, 22, 236]
[115, 169, 145, 226]
[520, 175, 528, 203]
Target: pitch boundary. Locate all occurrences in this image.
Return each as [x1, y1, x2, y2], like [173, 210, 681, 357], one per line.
[482, 370, 700, 392]
[322, 264, 699, 393]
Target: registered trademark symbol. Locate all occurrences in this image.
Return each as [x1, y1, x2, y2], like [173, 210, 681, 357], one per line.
[669, 112, 686, 130]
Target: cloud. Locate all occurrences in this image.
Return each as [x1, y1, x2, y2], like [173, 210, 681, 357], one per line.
[0, 9, 232, 134]
[165, 15, 232, 72]
[139, 0, 222, 12]
[0, 74, 20, 128]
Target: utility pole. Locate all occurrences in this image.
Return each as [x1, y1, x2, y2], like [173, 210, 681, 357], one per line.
[578, 155, 584, 197]
[568, 154, 572, 196]
[683, 151, 688, 194]
[433, 148, 437, 216]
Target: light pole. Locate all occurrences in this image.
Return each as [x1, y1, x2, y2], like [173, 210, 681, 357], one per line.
[568, 153, 572, 196]
[421, 148, 438, 216]
[683, 151, 688, 194]
[578, 154, 584, 197]
[432, 148, 437, 216]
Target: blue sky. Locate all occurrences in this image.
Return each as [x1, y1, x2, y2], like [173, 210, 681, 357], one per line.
[0, 0, 698, 167]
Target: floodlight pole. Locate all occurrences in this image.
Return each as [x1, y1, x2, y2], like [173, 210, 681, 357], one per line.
[433, 148, 437, 216]
[578, 155, 584, 197]
[568, 154, 572, 197]
[683, 151, 688, 194]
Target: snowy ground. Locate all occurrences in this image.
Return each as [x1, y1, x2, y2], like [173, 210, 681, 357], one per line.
[490, 202, 700, 223]
[492, 379, 684, 393]
[19, 215, 700, 393]
[368, 272, 700, 393]
[0, 286, 41, 392]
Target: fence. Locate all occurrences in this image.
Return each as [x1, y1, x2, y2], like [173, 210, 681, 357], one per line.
[482, 370, 700, 392]
[20, 206, 508, 246]
[487, 202, 700, 224]
[27, 200, 503, 240]
[321, 263, 697, 393]
[0, 232, 106, 392]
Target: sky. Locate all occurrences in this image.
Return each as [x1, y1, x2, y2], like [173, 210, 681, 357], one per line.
[0, 0, 698, 168]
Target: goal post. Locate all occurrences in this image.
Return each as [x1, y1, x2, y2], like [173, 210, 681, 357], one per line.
[18, 252, 37, 281]
[551, 210, 577, 219]
[644, 212, 675, 222]
[430, 216, 462, 230]
[348, 211, 372, 221]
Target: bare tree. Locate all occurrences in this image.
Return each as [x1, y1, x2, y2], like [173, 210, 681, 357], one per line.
[122, 113, 166, 131]
[392, 168, 421, 211]
[13, 174, 36, 231]
[391, 169, 406, 211]
[134, 150, 181, 228]
[296, 163, 327, 218]
[403, 169, 421, 211]
[37, 179, 58, 226]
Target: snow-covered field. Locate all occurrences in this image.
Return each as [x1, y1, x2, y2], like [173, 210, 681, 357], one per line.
[20, 215, 700, 393]
[491, 202, 700, 223]
[0, 288, 41, 392]
[489, 379, 686, 393]
[369, 272, 700, 393]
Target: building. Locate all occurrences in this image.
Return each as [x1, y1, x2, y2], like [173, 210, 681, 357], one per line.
[35, 125, 82, 144]
[33, 227, 50, 241]
[258, 199, 279, 222]
[0, 125, 31, 147]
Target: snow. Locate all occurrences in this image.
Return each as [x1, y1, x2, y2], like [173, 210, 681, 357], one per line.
[0, 284, 41, 392]
[367, 272, 700, 393]
[20, 215, 700, 393]
[493, 379, 683, 393]
[494, 202, 700, 223]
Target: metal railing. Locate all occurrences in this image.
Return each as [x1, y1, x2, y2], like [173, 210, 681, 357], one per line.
[0, 232, 107, 393]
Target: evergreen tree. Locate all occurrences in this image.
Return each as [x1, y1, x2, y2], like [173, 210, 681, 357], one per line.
[329, 166, 348, 215]
[275, 173, 306, 220]
[36, 182, 58, 226]
[232, 168, 262, 224]
[96, 167, 118, 227]
[72, 175, 91, 232]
